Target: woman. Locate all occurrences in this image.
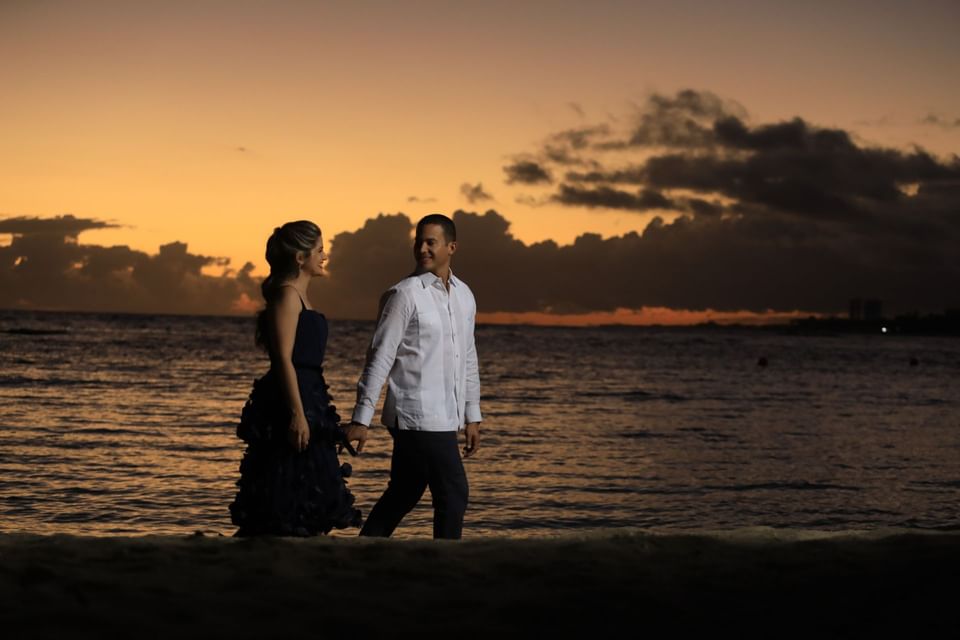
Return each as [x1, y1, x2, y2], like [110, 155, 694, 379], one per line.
[229, 221, 366, 536]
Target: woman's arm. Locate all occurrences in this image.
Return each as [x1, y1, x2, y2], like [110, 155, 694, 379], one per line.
[268, 286, 310, 451]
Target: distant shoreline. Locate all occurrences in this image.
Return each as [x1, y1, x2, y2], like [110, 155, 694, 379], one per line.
[3, 306, 959, 335]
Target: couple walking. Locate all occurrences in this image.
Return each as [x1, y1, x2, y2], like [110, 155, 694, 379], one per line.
[228, 214, 481, 540]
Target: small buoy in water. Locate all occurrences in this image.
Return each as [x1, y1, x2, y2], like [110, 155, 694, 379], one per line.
[909, 357, 919, 367]
[757, 357, 768, 367]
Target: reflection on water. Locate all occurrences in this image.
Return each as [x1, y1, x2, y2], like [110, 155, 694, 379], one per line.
[1, 309, 959, 537]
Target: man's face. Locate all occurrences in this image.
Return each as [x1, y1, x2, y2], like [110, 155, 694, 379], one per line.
[414, 223, 455, 274]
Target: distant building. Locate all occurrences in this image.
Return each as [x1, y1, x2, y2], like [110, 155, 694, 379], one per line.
[849, 298, 862, 321]
[864, 299, 883, 321]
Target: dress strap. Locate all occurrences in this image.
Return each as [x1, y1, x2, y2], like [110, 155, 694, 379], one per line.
[280, 284, 307, 310]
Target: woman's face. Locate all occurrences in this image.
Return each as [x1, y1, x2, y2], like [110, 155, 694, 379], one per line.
[300, 235, 327, 276]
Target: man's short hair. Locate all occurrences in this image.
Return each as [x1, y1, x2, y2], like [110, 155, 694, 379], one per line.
[416, 214, 456, 243]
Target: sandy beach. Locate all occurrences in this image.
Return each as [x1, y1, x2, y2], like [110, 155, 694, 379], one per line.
[1, 527, 958, 637]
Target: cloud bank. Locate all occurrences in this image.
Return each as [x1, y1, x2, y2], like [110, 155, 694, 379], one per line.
[0, 215, 259, 315]
[3, 90, 957, 319]
[3, 202, 957, 319]
[497, 89, 960, 315]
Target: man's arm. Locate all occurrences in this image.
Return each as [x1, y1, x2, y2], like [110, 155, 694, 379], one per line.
[464, 311, 482, 425]
[351, 288, 413, 427]
[463, 301, 482, 458]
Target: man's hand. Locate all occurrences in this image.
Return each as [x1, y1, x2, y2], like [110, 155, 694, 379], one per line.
[342, 422, 369, 454]
[463, 422, 480, 458]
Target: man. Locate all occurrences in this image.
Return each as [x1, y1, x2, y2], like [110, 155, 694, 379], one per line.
[347, 213, 482, 539]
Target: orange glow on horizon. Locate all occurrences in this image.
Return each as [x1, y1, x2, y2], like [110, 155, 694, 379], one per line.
[477, 307, 821, 327]
[231, 293, 259, 314]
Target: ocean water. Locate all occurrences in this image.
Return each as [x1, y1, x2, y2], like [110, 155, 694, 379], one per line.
[1, 309, 958, 538]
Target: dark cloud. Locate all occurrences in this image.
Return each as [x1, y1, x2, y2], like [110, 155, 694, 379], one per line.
[641, 143, 959, 218]
[567, 102, 585, 118]
[304, 208, 958, 317]
[310, 213, 416, 319]
[550, 124, 612, 150]
[649, 89, 735, 119]
[0, 215, 259, 314]
[514, 194, 544, 208]
[542, 124, 613, 165]
[625, 90, 744, 149]
[460, 182, 493, 204]
[564, 166, 646, 185]
[510, 88, 960, 221]
[553, 185, 675, 211]
[313, 210, 557, 319]
[685, 198, 725, 218]
[494, 89, 960, 314]
[0, 214, 119, 239]
[503, 160, 553, 185]
[407, 195, 437, 203]
[921, 114, 960, 129]
[541, 146, 579, 166]
[500, 125, 613, 178]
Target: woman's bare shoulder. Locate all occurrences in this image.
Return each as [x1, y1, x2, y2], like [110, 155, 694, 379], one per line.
[270, 285, 303, 315]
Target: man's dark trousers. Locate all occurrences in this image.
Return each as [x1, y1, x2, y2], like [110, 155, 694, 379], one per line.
[359, 427, 468, 539]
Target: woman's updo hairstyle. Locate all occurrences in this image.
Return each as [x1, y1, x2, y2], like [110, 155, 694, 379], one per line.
[255, 220, 321, 349]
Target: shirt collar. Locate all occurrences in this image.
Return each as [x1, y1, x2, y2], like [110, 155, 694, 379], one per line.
[417, 269, 458, 289]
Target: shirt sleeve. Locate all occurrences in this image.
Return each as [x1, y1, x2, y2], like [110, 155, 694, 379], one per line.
[351, 288, 414, 426]
[464, 294, 482, 424]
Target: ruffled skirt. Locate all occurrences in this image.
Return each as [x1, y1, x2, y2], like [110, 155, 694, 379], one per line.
[229, 370, 362, 536]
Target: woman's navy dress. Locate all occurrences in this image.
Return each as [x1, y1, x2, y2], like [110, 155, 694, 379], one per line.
[229, 299, 362, 536]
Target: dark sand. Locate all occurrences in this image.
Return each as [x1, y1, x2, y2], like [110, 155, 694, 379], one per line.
[1, 527, 958, 637]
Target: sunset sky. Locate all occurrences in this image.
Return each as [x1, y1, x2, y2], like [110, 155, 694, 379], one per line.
[2, 0, 959, 322]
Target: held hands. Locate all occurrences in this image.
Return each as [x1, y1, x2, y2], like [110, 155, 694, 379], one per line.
[339, 422, 369, 455]
[288, 414, 310, 452]
[464, 422, 480, 458]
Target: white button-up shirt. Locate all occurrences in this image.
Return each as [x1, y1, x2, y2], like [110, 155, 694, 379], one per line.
[352, 271, 482, 431]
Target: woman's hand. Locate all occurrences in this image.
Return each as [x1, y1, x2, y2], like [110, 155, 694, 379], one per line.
[288, 414, 310, 452]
